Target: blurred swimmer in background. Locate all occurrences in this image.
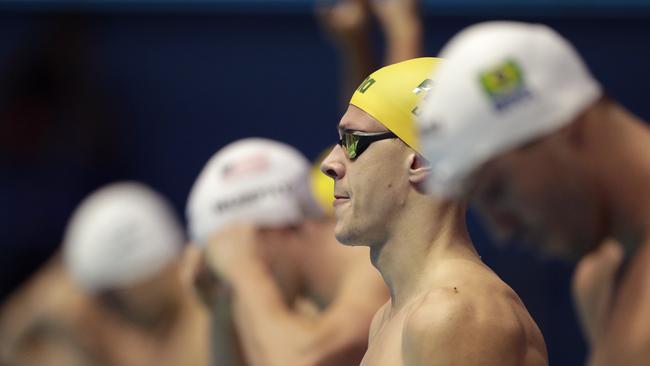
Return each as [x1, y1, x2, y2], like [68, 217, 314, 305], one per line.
[1, 182, 211, 366]
[316, 0, 423, 108]
[418, 20, 650, 365]
[187, 138, 388, 366]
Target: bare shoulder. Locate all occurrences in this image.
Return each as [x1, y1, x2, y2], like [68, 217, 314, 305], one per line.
[409, 285, 518, 335]
[402, 288, 519, 366]
[401, 263, 547, 365]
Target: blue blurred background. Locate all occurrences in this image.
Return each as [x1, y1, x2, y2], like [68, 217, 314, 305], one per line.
[1, 1, 650, 365]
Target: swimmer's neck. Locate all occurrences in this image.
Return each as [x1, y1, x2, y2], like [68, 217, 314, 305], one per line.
[120, 301, 181, 340]
[369, 201, 479, 312]
[117, 284, 187, 340]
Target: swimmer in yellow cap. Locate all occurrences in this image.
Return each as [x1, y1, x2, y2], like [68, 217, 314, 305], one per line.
[321, 57, 548, 365]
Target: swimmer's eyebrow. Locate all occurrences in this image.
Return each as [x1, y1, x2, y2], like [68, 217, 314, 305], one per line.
[337, 126, 371, 140]
[337, 126, 362, 134]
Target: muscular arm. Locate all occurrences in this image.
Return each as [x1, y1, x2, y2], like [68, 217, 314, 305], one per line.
[369, 0, 423, 64]
[226, 259, 385, 366]
[0, 259, 102, 366]
[204, 223, 387, 366]
[3, 318, 104, 366]
[316, 0, 375, 109]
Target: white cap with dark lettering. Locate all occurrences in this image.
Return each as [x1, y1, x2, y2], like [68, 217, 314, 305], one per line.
[186, 138, 322, 247]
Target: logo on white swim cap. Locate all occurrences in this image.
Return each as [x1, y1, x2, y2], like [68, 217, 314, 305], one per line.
[417, 21, 602, 198]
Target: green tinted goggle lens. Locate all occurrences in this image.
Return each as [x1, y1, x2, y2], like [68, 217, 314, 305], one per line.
[338, 131, 398, 160]
[344, 134, 360, 159]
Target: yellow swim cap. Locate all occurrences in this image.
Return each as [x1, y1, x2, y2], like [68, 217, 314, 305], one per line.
[349, 57, 442, 153]
[310, 146, 335, 216]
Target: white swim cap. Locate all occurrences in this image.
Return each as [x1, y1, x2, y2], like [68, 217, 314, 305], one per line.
[63, 182, 183, 292]
[418, 21, 602, 198]
[186, 138, 322, 246]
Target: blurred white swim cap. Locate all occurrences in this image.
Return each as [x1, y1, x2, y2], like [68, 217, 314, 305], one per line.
[63, 182, 183, 292]
[186, 138, 322, 247]
[418, 21, 602, 198]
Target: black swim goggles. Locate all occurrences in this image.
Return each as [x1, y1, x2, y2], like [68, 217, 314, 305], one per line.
[338, 129, 398, 160]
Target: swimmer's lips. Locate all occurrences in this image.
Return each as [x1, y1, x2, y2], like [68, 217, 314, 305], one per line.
[333, 194, 350, 207]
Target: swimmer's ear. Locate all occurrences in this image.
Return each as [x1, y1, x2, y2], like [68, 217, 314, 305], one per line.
[408, 152, 431, 185]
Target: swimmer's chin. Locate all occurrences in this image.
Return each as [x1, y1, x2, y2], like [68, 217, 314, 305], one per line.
[334, 230, 364, 247]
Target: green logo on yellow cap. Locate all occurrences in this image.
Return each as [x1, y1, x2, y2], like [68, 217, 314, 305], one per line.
[479, 59, 530, 111]
[357, 77, 376, 94]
